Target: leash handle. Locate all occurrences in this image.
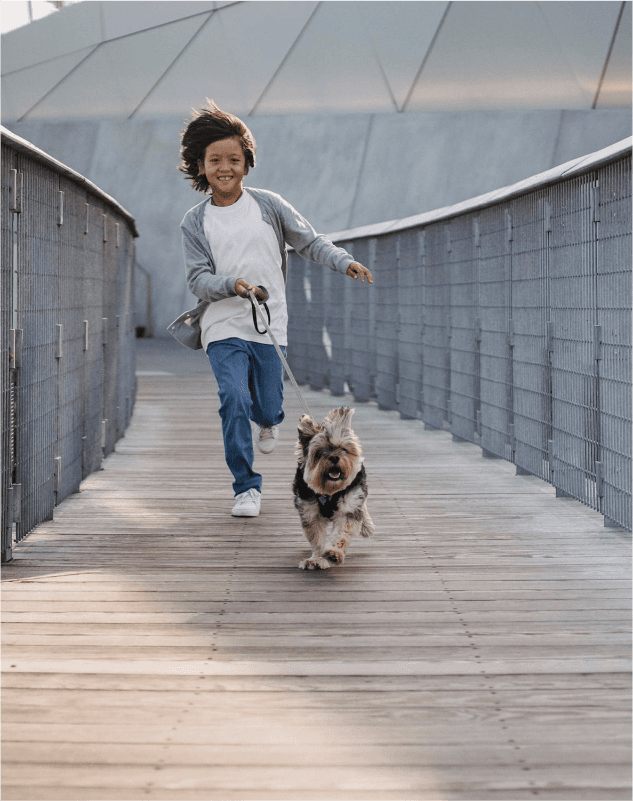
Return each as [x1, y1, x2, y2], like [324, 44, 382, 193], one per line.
[251, 299, 271, 335]
[247, 290, 313, 419]
[240, 284, 271, 335]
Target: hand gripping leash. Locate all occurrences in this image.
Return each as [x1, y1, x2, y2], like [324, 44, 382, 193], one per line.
[246, 288, 313, 418]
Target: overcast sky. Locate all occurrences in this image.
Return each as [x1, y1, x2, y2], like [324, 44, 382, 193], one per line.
[1, 0, 74, 34]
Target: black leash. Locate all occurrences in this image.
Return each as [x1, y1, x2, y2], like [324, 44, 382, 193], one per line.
[243, 284, 271, 334]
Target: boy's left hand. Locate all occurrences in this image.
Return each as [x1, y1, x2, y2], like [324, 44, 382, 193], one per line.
[346, 262, 373, 284]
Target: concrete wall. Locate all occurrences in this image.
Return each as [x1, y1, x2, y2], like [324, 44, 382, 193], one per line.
[5, 109, 630, 338]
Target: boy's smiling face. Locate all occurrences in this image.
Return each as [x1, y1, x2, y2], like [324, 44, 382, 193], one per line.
[198, 136, 248, 205]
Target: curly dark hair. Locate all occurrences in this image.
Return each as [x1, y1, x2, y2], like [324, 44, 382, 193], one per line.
[179, 99, 257, 193]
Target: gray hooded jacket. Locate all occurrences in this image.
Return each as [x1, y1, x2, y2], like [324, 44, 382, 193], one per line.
[167, 187, 355, 350]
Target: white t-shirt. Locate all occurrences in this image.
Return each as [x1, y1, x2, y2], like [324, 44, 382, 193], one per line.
[199, 192, 288, 351]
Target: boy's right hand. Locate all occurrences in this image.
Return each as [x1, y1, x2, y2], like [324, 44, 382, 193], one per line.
[235, 278, 265, 299]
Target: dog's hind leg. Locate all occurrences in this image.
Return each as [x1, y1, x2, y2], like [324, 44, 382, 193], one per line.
[360, 502, 374, 538]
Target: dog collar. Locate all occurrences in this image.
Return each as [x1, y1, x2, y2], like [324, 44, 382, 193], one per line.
[318, 494, 331, 506]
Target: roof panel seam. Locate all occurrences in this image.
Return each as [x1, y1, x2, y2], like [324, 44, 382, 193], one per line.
[17, 44, 102, 121]
[127, 10, 216, 119]
[249, 1, 321, 116]
[400, 1, 452, 113]
[592, 0, 628, 108]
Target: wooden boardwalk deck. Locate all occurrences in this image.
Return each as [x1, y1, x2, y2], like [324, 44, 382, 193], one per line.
[2, 339, 631, 800]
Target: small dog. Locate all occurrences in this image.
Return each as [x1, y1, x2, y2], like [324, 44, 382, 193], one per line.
[293, 406, 373, 570]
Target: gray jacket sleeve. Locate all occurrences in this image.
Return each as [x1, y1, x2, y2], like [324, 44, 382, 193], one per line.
[181, 221, 237, 302]
[278, 196, 355, 273]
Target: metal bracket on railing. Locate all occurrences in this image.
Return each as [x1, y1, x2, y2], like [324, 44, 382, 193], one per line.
[56, 324, 63, 359]
[506, 211, 514, 243]
[1, 484, 22, 562]
[544, 200, 552, 233]
[83, 320, 89, 351]
[594, 325, 603, 362]
[590, 185, 600, 224]
[102, 318, 108, 346]
[9, 169, 23, 213]
[57, 191, 64, 226]
[84, 203, 90, 235]
[53, 456, 62, 495]
[595, 460, 604, 499]
[8, 484, 21, 524]
[507, 319, 515, 349]
[9, 328, 23, 369]
[474, 219, 480, 248]
[417, 229, 425, 259]
[508, 422, 516, 453]
[546, 321, 554, 354]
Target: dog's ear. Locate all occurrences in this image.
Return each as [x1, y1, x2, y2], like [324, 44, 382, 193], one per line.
[297, 414, 321, 442]
[296, 415, 321, 463]
[324, 406, 355, 431]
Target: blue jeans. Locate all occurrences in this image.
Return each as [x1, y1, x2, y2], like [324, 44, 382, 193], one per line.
[206, 338, 285, 496]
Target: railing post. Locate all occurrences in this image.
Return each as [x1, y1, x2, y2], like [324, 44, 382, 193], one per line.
[474, 218, 482, 443]
[418, 229, 426, 422]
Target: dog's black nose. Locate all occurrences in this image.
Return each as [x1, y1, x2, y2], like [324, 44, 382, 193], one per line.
[330, 455, 339, 465]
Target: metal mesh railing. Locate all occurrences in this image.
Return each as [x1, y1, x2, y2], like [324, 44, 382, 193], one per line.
[1, 128, 138, 561]
[287, 141, 632, 531]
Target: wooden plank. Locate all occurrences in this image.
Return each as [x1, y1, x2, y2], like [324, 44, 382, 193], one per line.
[2, 687, 630, 710]
[3, 657, 631, 675]
[4, 720, 631, 746]
[3, 741, 631, 767]
[2, 786, 631, 800]
[3, 633, 629, 647]
[3, 671, 627, 692]
[1, 762, 631, 792]
[2, 788, 632, 801]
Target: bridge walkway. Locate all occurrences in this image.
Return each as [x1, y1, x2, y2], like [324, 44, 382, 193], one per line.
[2, 338, 631, 800]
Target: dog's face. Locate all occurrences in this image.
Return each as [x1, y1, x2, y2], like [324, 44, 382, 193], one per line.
[296, 407, 363, 496]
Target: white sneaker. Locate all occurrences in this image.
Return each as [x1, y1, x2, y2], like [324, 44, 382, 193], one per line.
[256, 425, 279, 454]
[231, 488, 261, 517]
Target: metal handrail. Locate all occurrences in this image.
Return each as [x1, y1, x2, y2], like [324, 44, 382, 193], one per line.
[1, 131, 138, 560]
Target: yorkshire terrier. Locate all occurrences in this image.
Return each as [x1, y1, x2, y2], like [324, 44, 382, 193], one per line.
[293, 406, 373, 570]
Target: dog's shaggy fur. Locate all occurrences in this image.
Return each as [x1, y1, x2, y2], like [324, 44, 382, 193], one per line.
[293, 407, 373, 570]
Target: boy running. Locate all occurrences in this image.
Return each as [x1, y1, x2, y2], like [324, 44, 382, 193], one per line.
[168, 100, 372, 517]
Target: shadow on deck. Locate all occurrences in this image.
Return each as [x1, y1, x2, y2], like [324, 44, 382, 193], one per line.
[2, 337, 631, 800]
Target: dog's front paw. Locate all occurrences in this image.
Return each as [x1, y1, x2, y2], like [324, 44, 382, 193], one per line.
[299, 556, 332, 570]
[323, 548, 345, 565]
